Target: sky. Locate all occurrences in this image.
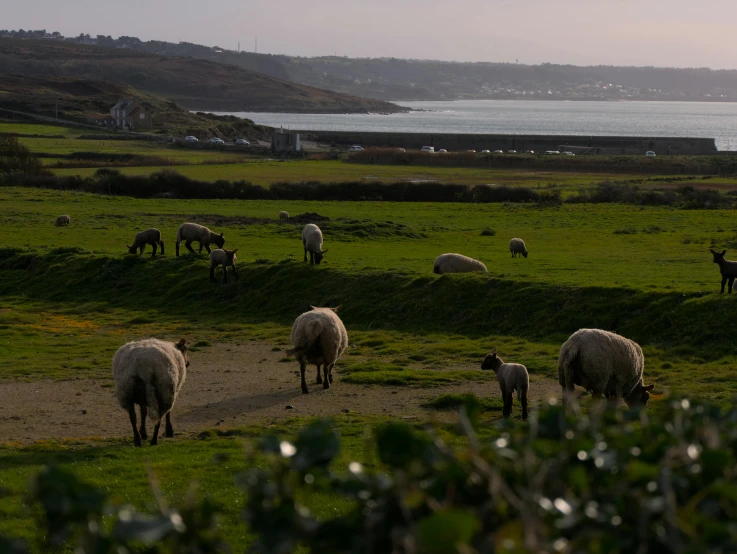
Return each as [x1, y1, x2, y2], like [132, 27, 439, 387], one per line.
[2, 0, 736, 69]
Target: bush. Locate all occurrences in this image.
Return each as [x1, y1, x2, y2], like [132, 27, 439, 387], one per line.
[567, 182, 734, 208]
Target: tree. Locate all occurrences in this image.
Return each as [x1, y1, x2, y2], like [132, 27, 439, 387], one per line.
[0, 136, 44, 177]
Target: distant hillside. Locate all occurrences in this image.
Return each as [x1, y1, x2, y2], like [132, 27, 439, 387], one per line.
[0, 38, 408, 113]
[0, 74, 271, 140]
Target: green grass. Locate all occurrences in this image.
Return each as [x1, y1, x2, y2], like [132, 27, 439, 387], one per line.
[0, 122, 84, 136]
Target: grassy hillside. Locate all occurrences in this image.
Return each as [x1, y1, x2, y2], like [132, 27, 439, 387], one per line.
[0, 74, 272, 139]
[0, 39, 408, 113]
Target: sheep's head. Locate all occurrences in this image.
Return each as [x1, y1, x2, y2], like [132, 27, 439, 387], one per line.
[522, 250, 528, 258]
[127, 244, 137, 254]
[623, 383, 654, 408]
[710, 249, 726, 264]
[175, 338, 190, 368]
[481, 349, 503, 372]
[214, 232, 225, 249]
[314, 248, 328, 265]
[226, 248, 238, 264]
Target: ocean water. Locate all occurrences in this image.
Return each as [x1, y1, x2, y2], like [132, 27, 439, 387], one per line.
[220, 100, 737, 151]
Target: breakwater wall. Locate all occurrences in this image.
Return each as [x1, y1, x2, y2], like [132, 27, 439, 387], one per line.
[298, 131, 718, 155]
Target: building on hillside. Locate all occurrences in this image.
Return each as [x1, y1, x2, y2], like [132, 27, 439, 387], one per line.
[110, 100, 153, 130]
[272, 127, 302, 153]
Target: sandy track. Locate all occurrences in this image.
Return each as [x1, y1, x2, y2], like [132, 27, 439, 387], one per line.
[0, 342, 560, 443]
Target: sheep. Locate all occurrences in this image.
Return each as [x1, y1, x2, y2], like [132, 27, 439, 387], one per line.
[433, 253, 487, 274]
[286, 306, 348, 394]
[558, 328, 654, 408]
[112, 338, 189, 447]
[175, 222, 225, 257]
[279, 211, 289, 221]
[127, 228, 165, 258]
[209, 248, 239, 283]
[481, 349, 529, 419]
[710, 249, 737, 294]
[509, 238, 528, 258]
[302, 223, 328, 265]
[55, 215, 70, 227]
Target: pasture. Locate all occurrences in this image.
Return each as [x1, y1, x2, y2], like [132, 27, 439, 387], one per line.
[3, 119, 737, 549]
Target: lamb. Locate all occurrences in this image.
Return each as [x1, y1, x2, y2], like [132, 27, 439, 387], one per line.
[209, 248, 239, 283]
[279, 211, 289, 221]
[433, 253, 487, 274]
[112, 338, 189, 447]
[286, 306, 348, 394]
[127, 228, 165, 258]
[302, 223, 328, 265]
[55, 215, 70, 227]
[558, 328, 654, 408]
[175, 222, 225, 256]
[481, 349, 529, 419]
[509, 238, 528, 258]
[710, 249, 737, 294]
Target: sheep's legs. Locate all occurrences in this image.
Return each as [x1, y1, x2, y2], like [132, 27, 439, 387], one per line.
[204, 244, 212, 254]
[328, 364, 334, 384]
[309, 251, 315, 266]
[159, 241, 165, 256]
[127, 406, 142, 447]
[139, 405, 148, 440]
[520, 392, 528, 420]
[322, 364, 330, 389]
[151, 243, 157, 258]
[721, 275, 728, 293]
[502, 392, 513, 418]
[150, 419, 162, 446]
[303, 242, 308, 263]
[315, 364, 322, 384]
[231, 264, 239, 280]
[209, 266, 217, 281]
[730, 277, 735, 294]
[300, 360, 309, 394]
[184, 240, 195, 254]
[139, 245, 145, 258]
[165, 412, 174, 438]
[223, 266, 228, 284]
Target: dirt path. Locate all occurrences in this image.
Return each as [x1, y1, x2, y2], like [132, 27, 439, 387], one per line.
[0, 342, 560, 444]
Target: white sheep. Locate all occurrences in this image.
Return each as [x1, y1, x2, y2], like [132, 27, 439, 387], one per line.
[710, 249, 737, 293]
[509, 238, 528, 258]
[112, 338, 189, 447]
[128, 228, 165, 258]
[302, 223, 328, 265]
[558, 328, 654, 408]
[279, 211, 289, 221]
[433, 253, 487, 274]
[55, 215, 70, 227]
[209, 248, 239, 283]
[175, 222, 225, 257]
[481, 349, 529, 419]
[286, 306, 348, 394]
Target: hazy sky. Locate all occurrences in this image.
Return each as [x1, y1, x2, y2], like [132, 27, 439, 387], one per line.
[2, 0, 736, 68]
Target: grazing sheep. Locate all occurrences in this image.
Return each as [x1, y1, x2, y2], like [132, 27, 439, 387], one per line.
[710, 249, 737, 294]
[279, 211, 289, 221]
[286, 306, 348, 394]
[433, 253, 487, 274]
[558, 328, 654, 408]
[112, 338, 190, 447]
[55, 215, 70, 227]
[127, 228, 165, 258]
[302, 223, 328, 265]
[509, 238, 528, 258]
[175, 222, 225, 257]
[209, 248, 239, 283]
[481, 349, 529, 419]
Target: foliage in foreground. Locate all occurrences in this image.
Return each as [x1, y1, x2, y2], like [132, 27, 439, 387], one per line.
[5, 398, 737, 553]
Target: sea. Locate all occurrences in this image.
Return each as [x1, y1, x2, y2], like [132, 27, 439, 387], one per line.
[219, 100, 737, 151]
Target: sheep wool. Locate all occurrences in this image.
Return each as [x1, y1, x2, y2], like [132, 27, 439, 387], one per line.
[509, 238, 528, 258]
[302, 223, 328, 265]
[176, 222, 225, 256]
[279, 211, 289, 221]
[481, 349, 529, 419]
[112, 338, 189, 446]
[209, 248, 239, 283]
[128, 228, 164, 257]
[433, 253, 487, 274]
[287, 307, 348, 394]
[710, 249, 737, 293]
[558, 328, 654, 408]
[55, 215, 70, 227]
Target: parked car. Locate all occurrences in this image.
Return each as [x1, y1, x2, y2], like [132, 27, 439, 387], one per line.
[349, 145, 364, 152]
[525, 150, 535, 154]
[545, 150, 561, 155]
[507, 150, 517, 154]
[209, 138, 225, 145]
[493, 150, 504, 154]
[184, 136, 199, 143]
[479, 149, 491, 154]
[421, 146, 435, 153]
[562, 151, 575, 156]
[438, 148, 448, 153]
[395, 148, 406, 152]
[467, 150, 476, 153]
[235, 138, 250, 146]
[645, 151, 656, 157]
